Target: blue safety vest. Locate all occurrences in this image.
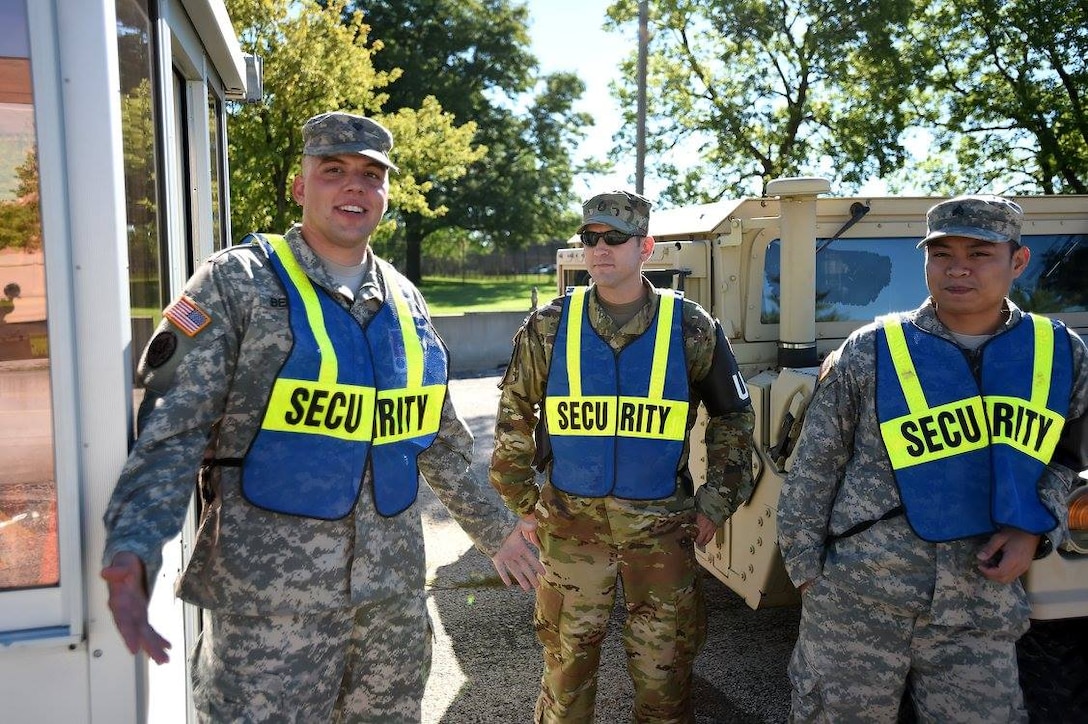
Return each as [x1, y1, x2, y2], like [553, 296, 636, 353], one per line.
[545, 287, 690, 499]
[875, 313, 1072, 541]
[241, 234, 447, 519]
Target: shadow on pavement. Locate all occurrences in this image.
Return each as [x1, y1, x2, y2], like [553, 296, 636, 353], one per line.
[422, 375, 800, 722]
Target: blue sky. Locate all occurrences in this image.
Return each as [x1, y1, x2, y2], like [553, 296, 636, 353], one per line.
[524, 0, 640, 199]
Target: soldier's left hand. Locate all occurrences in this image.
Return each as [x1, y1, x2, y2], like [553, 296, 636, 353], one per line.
[976, 528, 1040, 584]
[491, 526, 544, 591]
[694, 513, 717, 547]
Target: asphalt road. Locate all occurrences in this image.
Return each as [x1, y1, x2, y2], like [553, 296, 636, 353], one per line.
[421, 374, 800, 724]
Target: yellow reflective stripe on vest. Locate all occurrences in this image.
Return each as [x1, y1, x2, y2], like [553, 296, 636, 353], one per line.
[544, 396, 618, 436]
[543, 396, 688, 439]
[1030, 314, 1054, 407]
[880, 397, 988, 468]
[880, 318, 989, 468]
[881, 315, 1063, 468]
[371, 275, 442, 444]
[566, 288, 588, 398]
[987, 315, 1062, 460]
[616, 395, 687, 440]
[267, 234, 338, 384]
[649, 292, 675, 398]
[882, 317, 924, 408]
[373, 384, 445, 443]
[984, 395, 1063, 458]
[263, 378, 376, 441]
[548, 288, 687, 442]
[388, 277, 425, 388]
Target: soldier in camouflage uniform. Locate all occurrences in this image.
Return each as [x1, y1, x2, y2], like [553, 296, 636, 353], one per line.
[489, 190, 755, 723]
[100, 111, 543, 723]
[779, 195, 1088, 722]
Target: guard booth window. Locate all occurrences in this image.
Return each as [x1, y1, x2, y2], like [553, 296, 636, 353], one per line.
[118, 0, 164, 382]
[0, 0, 59, 594]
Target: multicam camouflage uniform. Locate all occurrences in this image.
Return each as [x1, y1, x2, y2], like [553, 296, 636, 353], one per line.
[490, 281, 755, 723]
[779, 300, 1088, 722]
[103, 227, 517, 722]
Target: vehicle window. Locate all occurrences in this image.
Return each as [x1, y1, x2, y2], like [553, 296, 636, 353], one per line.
[1013, 234, 1088, 313]
[762, 233, 1088, 323]
[762, 237, 925, 323]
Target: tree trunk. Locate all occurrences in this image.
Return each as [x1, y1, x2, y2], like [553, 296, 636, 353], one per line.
[405, 215, 424, 284]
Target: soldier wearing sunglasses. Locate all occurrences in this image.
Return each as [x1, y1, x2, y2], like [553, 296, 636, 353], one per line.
[489, 190, 755, 722]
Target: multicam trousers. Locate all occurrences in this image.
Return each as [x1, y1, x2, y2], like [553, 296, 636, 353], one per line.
[533, 491, 706, 724]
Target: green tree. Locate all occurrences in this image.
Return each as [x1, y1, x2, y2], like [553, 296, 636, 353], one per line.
[224, 0, 483, 243]
[0, 148, 41, 252]
[332, 0, 591, 282]
[905, 0, 1088, 195]
[605, 0, 915, 203]
[605, 0, 1088, 203]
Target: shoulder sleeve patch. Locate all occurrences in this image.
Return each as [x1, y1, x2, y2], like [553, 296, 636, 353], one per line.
[164, 295, 212, 337]
[144, 330, 178, 369]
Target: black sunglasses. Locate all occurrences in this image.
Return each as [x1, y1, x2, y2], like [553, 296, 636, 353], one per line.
[580, 230, 635, 247]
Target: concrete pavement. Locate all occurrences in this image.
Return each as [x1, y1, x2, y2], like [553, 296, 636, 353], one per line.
[422, 375, 799, 723]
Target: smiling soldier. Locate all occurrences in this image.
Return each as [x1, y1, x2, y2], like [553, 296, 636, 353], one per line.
[100, 111, 542, 722]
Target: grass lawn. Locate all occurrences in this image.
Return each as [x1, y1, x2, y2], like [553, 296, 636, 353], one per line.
[131, 274, 560, 318]
[420, 275, 558, 314]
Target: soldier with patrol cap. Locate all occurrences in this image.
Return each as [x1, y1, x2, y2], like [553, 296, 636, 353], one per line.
[779, 194, 1088, 721]
[489, 190, 755, 722]
[100, 111, 543, 722]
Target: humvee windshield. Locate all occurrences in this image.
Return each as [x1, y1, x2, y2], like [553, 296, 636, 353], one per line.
[761, 233, 1088, 323]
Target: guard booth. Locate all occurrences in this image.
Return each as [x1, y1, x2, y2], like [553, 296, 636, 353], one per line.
[0, 1, 253, 721]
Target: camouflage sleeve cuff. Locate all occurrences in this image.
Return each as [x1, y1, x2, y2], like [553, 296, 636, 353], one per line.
[491, 477, 540, 518]
[102, 543, 163, 594]
[782, 548, 824, 588]
[694, 485, 728, 526]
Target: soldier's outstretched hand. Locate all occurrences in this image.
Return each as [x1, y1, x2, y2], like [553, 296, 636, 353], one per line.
[491, 524, 544, 591]
[101, 551, 172, 664]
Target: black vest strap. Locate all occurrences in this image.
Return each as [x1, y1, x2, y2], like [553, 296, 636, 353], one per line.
[826, 505, 905, 544]
[206, 457, 244, 467]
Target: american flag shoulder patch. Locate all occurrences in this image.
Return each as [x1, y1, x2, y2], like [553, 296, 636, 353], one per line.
[164, 295, 212, 337]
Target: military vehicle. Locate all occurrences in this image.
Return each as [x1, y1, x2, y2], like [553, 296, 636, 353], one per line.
[556, 177, 1088, 716]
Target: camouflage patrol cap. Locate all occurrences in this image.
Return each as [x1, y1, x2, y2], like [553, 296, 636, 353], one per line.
[578, 190, 652, 235]
[917, 194, 1022, 248]
[302, 111, 399, 171]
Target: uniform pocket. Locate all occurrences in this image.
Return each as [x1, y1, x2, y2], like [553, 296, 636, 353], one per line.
[534, 579, 563, 654]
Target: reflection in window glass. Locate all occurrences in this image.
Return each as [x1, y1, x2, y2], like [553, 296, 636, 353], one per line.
[0, 0, 60, 591]
[116, 0, 162, 382]
[208, 95, 224, 250]
[762, 238, 926, 323]
[1013, 234, 1088, 313]
[762, 234, 1088, 324]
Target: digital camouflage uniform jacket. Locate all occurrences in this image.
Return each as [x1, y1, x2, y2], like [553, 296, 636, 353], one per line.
[490, 281, 755, 525]
[779, 300, 1088, 634]
[103, 226, 517, 614]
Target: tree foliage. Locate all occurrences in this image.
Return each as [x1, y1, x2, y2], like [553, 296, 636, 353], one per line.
[605, 0, 915, 202]
[224, 0, 483, 243]
[605, 0, 1088, 203]
[905, 0, 1088, 195]
[334, 0, 590, 281]
[0, 147, 41, 252]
